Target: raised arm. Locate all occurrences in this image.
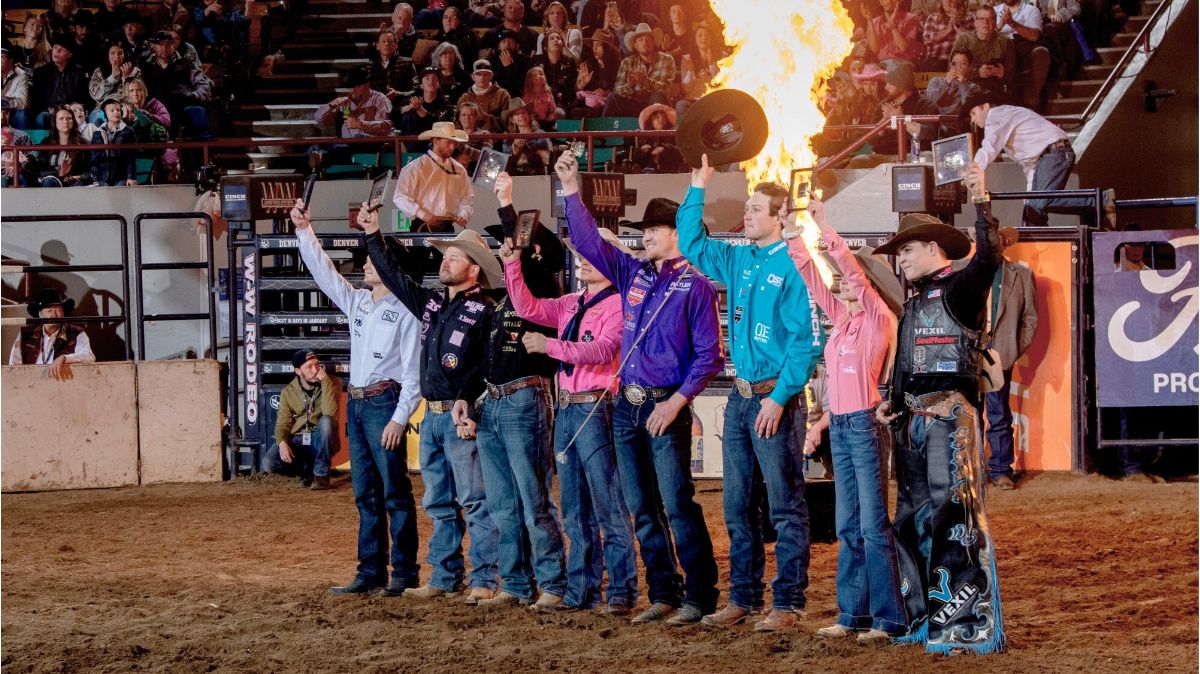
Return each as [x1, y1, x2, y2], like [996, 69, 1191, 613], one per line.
[676, 155, 734, 284]
[784, 204, 843, 323]
[555, 150, 637, 291]
[504, 257, 565, 328]
[292, 200, 360, 315]
[823, 225, 891, 322]
[359, 206, 431, 317]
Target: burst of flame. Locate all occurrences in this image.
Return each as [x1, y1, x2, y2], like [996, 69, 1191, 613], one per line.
[706, 0, 855, 280]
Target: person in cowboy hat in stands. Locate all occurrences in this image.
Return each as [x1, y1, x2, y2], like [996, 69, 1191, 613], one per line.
[785, 193, 909, 644]
[360, 205, 503, 605]
[9, 288, 95, 382]
[500, 97, 551, 176]
[556, 149, 724, 627]
[873, 164, 1007, 654]
[633, 102, 682, 173]
[309, 66, 393, 174]
[604, 22, 676, 118]
[391, 120, 474, 233]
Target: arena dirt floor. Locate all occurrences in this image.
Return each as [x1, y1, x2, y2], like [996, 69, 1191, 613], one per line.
[2, 471, 1196, 673]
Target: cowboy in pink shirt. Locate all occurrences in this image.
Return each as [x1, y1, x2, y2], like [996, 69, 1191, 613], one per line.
[784, 197, 909, 643]
[504, 219, 639, 614]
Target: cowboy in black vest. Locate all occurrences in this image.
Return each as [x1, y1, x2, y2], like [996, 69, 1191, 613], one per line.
[874, 165, 1007, 654]
[8, 289, 95, 381]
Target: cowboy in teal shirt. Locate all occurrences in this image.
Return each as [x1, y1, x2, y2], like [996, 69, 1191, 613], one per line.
[674, 154, 823, 631]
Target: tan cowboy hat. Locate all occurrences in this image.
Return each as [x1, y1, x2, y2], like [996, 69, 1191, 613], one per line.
[565, 226, 634, 258]
[623, 22, 663, 52]
[638, 102, 676, 130]
[501, 97, 531, 122]
[853, 246, 904, 316]
[590, 28, 619, 51]
[429, 229, 504, 288]
[418, 121, 470, 142]
[874, 212, 971, 260]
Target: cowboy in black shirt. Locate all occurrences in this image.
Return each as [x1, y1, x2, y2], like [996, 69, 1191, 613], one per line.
[362, 212, 502, 605]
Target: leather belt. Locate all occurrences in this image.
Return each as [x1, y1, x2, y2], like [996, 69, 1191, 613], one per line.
[348, 379, 398, 400]
[557, 388, 608, 409]
[426, 399, 454, 414]
[485, 375, 547, 400]
[621, 384, 678, 406]
[734, 376, 778, 398]
[903, 391, 960, 418]
[1040, 139, 1071, 157]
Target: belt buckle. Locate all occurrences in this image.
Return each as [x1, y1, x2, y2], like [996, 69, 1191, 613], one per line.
[349, 386, 364, 400]
[735, 378, 752, 398]
[486, 383, 501, 399]
[624, 385, 648, 405]
[558, 388, 571, 409]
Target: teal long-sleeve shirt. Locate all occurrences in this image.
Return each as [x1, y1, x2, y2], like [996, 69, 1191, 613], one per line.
[676, 186, 824, 406]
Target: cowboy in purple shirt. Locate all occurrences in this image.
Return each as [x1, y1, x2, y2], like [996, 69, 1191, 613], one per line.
[554, 150, 724, 627]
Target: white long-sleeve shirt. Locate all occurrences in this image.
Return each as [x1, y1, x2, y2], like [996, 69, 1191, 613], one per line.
[8, 328, 95, 365]
[973, 104, 1067, 187]
[296, 227, 422, 426]
[392, 151, 474, 224]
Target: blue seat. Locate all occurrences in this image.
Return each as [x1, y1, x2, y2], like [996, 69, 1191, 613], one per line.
[25, 129, 50, 144]
[583, 116, 639, 147]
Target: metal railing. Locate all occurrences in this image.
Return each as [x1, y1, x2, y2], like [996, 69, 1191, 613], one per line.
[132, 212, 219, 360]
[0, 214, 133, 360]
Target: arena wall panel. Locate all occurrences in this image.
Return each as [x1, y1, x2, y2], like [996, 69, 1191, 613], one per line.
[136, 360, 223, 485]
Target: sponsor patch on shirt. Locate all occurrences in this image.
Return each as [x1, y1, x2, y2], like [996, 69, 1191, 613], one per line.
[926, 288, 943, 298]
[449, 330, 465, 347]
[733, 305, 744, 324]
[766, 273, 784, 287]
[441, 352, 459, 370]
[753, 322, 771, 343]
[582, 330, 594, 342]
[627, 286, 647, 306]
[373, 352, 383, 360]
[381, 310, 399, 323]
[935, 360, 958, 372]
[464, 300, 485, 314]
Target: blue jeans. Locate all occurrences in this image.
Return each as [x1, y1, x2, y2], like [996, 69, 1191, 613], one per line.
[831, 410, 907, 635]
[984, 368, 1015, 479]
[346, 389, 420, 587]
[612, 396, 718, 612]
[721, 392, 810, 611]
[554, 398, 638, 609]
[477, 384, 567, 599]
[1024, 146, 1095, 226]
[419, 408, 499, 591]
[261, 415, 333, 478]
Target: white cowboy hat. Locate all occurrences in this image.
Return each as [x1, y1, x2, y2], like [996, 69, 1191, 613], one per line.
[623, 22, 663, 52]
[428, 229, 503, 288]
[418, 121, 470, 142]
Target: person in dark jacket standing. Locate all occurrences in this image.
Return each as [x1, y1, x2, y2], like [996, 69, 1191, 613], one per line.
[88, 97, 135, 185]
[31, 36, 90, 129]
[875, 164, 1006, 654]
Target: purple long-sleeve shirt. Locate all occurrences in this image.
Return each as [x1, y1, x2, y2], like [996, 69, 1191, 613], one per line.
[564, 193, 724, 401]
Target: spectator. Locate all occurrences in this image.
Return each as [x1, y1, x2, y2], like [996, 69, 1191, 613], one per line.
[676, 24, 724, 116]
[391, 120, 474, 231]
[923, 48, 982, 134]
[150, 0, 191, 37]
[482, 0, 539, 58]
[849, 57, 885, 105]
[68, 13, 104, 73]
[909, 0, 944, 21]
[489, 31, 531, 100]
[823, 70, 879, 125]
[994, 0, 1051, 109]
[2, 48, 32, 130]
[397, 67, 456, 150]
[1, 102, 34, 187]
[574, 0, 607, 30]
[192, 0, 250, 58]
[921, 0, 972, 71]
[532, 30, 577, 113]
[456, 100, 492, 169]
[431, 42, 470, 101]
[953, 6, 1016, 94]
[601, 1, 634, 55]
[432, 7, 481, 65]
[15, 15, 53, 71]
[633, 102, 683, 173]
[848, 61, 938, 168]
[93, 0, 130, 42]
[118, 16, 149, 64]
[7, 289, 95, 380]
[536, 1, 583, 59]
[33, 106, 90, 187]
[586, 29, 621, 92]
[141, 31, 214, 139]
[521, 66, 561, 127]
[457, 59, 512, 125]
[31, 37, 91, 130]
[864, 0, 924, 63]
[369, 30, 418, 102]
[604, 23, 675, 117]
[413, 0, 451, 29]
[380, 3, 420, 58]
[88, 43, 141, 124]
[463, 0, 504, 28]
[1035, 0, 1085, 81]
[661, 3, 693, 66]
[45, 0, 85, 43]
[501, 98, 550, 175]
[168, 29, 204, 72]
[569, 58, 606, 117]
[310, 67, 393, 172]
[121, 77, 173, 172]
[87, 98, 136, 186]
[261, 350, 338, 489]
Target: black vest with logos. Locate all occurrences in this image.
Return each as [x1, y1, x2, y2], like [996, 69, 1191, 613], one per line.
[18, 323, 84, 364]
[896, 277, 979, 386]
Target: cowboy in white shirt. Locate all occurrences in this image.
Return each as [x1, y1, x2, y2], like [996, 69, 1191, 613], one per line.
[290, 199, 424, 598]
[8, 289, 95, 382]
[392, 121, 475, 232]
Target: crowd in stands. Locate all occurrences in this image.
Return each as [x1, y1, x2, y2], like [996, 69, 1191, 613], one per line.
[1, 0, 1137, 184]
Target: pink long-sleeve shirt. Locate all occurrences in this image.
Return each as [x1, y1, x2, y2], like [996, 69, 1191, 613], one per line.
[504, 258, 623, 394]
[788, 229, 897, 415]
